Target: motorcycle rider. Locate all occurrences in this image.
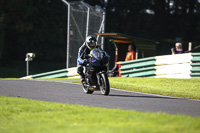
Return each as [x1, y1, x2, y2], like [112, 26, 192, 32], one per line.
[77, 35, 100, 81]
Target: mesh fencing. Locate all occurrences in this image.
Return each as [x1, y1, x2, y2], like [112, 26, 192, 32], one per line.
[68, 1, 103, 68]
[88, 5, 103, 45]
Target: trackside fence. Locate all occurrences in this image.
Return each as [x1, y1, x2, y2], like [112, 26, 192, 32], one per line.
[120, 53, 200, 78]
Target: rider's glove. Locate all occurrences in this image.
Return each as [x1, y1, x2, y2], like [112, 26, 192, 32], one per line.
[82, 59, 88, 65]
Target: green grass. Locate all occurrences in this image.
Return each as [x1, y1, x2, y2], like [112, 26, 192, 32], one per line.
[0, 96, 200, 133]
[109, 77, 200, 100]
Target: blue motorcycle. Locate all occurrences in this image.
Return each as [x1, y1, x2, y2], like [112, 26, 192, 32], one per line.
[82, 48, 110, 95]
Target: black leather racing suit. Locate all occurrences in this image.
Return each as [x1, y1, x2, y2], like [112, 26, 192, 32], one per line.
[77, 42, 99, 80]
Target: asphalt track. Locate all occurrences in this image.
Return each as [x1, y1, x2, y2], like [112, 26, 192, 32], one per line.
[0, 80, 200, 116]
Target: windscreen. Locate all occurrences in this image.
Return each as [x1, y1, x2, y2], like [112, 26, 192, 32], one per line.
[90, 49, 105, 60]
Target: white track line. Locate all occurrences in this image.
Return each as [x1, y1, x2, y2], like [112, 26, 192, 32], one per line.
[31, 80, 200, 102]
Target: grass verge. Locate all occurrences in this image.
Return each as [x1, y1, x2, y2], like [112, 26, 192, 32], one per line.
[0, 96, 200, 133]
[109, 77, 200, 100]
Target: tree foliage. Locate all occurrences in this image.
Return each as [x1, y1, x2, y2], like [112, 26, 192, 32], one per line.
[85, 0, 200, 42]
[0, 0, 67, 65]
[0, 0, 200, 65]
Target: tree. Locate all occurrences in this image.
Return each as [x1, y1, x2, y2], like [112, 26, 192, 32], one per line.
[0, 0, 67, 65]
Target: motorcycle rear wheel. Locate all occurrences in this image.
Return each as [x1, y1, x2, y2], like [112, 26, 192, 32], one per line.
[82, 81, 94, 94]
[99, 73, 110, 96]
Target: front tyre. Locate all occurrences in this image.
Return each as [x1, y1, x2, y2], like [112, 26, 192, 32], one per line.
[99, 73, 110, 95]
[81, 81, 94, 94]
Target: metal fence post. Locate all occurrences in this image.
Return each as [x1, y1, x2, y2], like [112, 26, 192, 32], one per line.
[62, 0, 70, 69]
[26, 60, 29, 76]
[188, 42, 192, 51]
[136, 48, 138, 59]
[96, 14, 104, 44]
[101, 11, 105, 50]
[96, 6, 105, 50]
[81, 1, 90, 38]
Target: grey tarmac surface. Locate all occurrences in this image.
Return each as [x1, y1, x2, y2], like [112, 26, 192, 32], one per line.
[0, 80, 200, 116]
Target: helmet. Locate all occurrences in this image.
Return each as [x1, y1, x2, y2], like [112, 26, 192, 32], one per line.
[85, 35, 97, 50]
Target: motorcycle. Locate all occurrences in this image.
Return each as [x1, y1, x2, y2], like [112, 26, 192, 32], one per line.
[81, 48, 111, 96]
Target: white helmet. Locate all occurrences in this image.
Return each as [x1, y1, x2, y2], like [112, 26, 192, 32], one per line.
[85, 35, 97, 50]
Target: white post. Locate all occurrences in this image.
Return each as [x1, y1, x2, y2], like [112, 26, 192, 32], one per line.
[96, 17, 104, 42]
[26, 60, 29, 76]
[96, 5, 106, 50]
[62, 0, 70, 69]
[142, 51, 144, 58]
[101, 11, 105, 50]
[188, 42, 192, 51]
[81, 1, 90, 38]
[25, 53, 35, 76]
[136, 48, 138, 59]
[114, 43, 118, 62]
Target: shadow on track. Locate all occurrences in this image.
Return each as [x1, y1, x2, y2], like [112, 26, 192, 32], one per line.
[107, 94, 185, 100]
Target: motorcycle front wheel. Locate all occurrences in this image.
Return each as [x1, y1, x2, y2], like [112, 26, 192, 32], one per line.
[81, 81, 94, 94]
[99, 73, 110, 96]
